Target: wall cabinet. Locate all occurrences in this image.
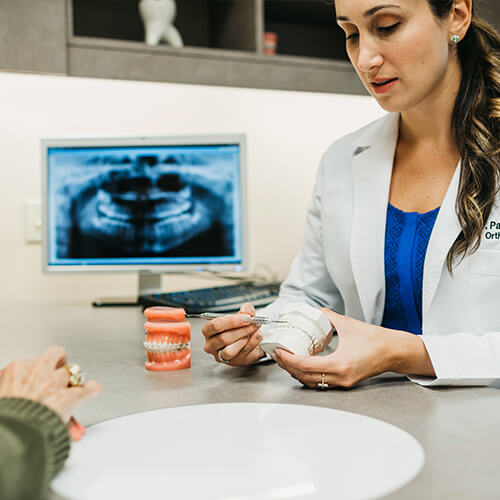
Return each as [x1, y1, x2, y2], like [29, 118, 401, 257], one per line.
[1, 0, 498, 95]
[0, 0, 364, 94]
[72, 0, 347, 59]
[67, 0, 364, 94]
[72, 0, 259, 53]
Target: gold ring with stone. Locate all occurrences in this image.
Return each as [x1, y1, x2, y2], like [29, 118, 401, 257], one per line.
[65, 364, 86, 387]
[317, 372, 328, 389]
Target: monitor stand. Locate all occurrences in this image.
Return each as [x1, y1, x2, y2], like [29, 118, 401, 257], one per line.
[92, 273, 162, 307]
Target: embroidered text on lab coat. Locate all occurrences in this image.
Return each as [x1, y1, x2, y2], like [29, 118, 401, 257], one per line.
[484, 220, 500, 240]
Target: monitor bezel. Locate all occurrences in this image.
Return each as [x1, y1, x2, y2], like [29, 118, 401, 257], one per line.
[41, 134, 248, 274]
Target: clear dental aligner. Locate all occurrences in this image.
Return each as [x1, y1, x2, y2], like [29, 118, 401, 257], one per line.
[144, 306, 191, 371]
[260, 302, 332, 357]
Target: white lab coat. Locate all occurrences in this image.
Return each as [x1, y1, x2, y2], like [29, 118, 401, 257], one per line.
[263, 112, 500, 387]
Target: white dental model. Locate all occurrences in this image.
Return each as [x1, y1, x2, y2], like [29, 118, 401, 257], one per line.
[139, 0, 184, 48]
[260, 302, 333, 357]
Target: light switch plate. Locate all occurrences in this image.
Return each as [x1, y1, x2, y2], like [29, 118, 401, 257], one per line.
[24, 198, 42, 243]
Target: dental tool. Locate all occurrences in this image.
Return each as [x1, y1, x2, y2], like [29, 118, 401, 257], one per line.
[186, 312, 289, 327]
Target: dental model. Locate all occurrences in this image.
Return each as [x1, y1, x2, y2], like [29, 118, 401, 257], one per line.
[144, 306, 191, 371]
[260, 302, 332, 357]
[139, 0, 184, 47]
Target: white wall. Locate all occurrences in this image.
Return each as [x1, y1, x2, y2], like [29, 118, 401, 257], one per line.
[0, 71, 384, 303]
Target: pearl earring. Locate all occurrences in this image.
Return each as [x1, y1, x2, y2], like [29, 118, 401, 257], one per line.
[450, 34, 460, 44]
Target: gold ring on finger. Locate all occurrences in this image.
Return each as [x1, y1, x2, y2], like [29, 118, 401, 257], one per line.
[317, 372, 329, 390]
[65, 363, 86, 387]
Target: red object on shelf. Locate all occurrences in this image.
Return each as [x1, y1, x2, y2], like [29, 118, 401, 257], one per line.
[263, 32, 278, 55]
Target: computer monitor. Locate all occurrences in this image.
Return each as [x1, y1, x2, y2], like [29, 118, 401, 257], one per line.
[42, 135, 247, 301]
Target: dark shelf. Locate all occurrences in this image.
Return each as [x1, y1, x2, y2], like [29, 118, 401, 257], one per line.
[73, 0, 146, 42]
[72, 0, 255, 51]
[65, 0, 361, 93]
[264, 0, 347, 61]
[265, 0, 337, 26]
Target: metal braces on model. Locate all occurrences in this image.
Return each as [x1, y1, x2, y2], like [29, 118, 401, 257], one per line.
[143, 341, 191, 353]
[143, 307, 191, 371]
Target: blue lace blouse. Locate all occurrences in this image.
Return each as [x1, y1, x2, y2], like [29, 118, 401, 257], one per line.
[381, 204, 440, 335]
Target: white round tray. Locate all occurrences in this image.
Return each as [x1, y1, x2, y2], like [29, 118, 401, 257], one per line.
[52, 402, 424, 500]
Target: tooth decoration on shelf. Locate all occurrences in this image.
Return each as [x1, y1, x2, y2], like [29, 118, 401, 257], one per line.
[139, 0, 184, 48]
[144, 306, 191, 371]
[260, 302, 333, 357]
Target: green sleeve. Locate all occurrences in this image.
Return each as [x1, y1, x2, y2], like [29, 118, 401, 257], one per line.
[0, 398, 70, 500]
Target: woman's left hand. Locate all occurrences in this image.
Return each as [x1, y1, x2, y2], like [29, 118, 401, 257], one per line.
[274, 309, 432, 388]
[0, 346, 102, 423]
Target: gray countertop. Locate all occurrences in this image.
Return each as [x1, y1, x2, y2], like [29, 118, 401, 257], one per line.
[1, 302, 499, 499]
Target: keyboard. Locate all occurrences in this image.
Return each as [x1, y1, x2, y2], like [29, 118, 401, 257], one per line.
[140, 281, 281, 313]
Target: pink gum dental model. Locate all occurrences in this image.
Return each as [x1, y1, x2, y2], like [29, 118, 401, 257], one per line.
[144, 307, 191, 371]
[259, 302, 333, 357]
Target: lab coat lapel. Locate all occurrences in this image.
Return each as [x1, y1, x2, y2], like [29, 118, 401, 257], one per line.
[350, 113, 399, 323]
[422, 163, 461, 323]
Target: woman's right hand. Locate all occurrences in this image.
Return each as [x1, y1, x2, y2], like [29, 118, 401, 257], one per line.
[0, 345, 102, 423]
[202, 303, 266, 365]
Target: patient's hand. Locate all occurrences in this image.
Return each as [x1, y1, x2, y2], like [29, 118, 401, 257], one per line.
[202, 303, 266, 365]
[0, 345, 101, 423]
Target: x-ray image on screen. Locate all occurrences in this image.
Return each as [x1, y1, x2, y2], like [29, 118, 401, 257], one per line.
[46, 143, 243, 267]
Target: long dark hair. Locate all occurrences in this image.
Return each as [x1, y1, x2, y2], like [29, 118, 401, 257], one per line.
[334, 1, 500, 270]
[426, 1, 500, 270]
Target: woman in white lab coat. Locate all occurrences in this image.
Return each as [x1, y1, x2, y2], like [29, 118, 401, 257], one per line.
[202, 0, 500, 387]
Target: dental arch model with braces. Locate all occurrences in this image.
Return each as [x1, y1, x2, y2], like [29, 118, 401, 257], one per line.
[259, 302, 333, 357]
[144, 307, 191, 371]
